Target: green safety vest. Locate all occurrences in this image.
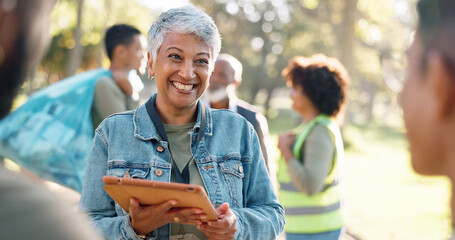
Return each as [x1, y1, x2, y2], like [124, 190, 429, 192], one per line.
[277, 114, 343, 233]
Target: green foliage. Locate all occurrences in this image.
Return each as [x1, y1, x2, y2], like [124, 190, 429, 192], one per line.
[25, 0, 417, 126]
[27, 0, 156, 94]
[196, 0, 415, 124]
[33, 0, 415, 124]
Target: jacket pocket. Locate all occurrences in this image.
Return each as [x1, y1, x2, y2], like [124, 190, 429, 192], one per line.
[106, 160, 152, 216]
[106, 159, 151, 178]
[219, 157, 244, 207]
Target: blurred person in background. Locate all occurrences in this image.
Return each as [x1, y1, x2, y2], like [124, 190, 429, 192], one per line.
[277, 54, 349, 240]
[79, 5, 284, 240]
[0, 0, 101, 239]
[91, 23, 147, 129]
[400, 0, 455, 239]
[205, 53, 276, 190]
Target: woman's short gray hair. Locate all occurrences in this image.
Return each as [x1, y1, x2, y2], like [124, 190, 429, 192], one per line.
[147, 5, 221, 70]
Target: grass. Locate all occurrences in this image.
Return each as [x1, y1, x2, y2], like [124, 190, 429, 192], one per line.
[341, 123, 451, 240]
[269, 114, 452, 240]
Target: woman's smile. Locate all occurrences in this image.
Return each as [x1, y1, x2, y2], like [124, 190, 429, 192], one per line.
[171, 81, 197, 93]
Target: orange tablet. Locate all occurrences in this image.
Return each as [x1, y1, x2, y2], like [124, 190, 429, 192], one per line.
[102, 176, 218, 222]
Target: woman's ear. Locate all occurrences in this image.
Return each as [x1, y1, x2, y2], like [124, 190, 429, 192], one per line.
[147, 52, 154, 77]
[427, 51, 455, 119]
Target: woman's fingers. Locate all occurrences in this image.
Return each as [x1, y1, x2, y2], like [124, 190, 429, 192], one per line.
[168, 207, 207, 225]
[197, 203, 237, 240]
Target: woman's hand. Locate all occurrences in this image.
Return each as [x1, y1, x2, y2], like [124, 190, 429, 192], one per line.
[197, 203, 237, 240]
[278, 132, 296, 164]
[129, 197, 207, 235]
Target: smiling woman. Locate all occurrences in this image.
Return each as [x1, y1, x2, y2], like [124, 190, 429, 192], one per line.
[78, 5, 285, 240]
[150, 32, 211, 120]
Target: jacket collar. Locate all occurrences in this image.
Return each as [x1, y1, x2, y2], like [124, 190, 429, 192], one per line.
[133, 94, 213, 141]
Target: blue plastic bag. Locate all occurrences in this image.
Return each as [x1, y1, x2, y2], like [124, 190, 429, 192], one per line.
[0, 68, 112, 192]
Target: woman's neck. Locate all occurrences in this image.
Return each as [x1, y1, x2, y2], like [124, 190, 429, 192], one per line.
[300, 108, 320, 122]
[155, 97, 198, 125]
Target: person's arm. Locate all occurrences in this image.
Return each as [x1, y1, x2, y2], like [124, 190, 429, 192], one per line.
[287, 125, 335, 196]
[79, 124, 207, 239]
[254, 113, 278, 193]
[235, 125, 285, 239]
[201, 123, 285, 240]
[78, 127, 143, 239]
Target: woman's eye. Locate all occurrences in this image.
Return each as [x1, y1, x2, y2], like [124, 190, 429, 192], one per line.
[196, 58, 208, 64]
[168, 54, 182, 60]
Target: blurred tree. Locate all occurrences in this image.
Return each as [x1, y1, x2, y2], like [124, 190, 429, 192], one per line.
[196, 0, 414, 124]
[26, 0, 414, 125]
[66, 0, 84, 76]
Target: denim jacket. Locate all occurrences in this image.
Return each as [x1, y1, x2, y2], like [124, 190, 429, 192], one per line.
[78, 97, 285, 240]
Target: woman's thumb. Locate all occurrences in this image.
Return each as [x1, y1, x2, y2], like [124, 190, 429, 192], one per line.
[216, 202, 230, 215]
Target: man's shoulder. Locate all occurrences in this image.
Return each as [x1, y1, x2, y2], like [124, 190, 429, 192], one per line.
[235, 99, 262, 114]
[94, 75, 123, 96]
[210, 107, 250, 125]
[95, 75, 114, 86]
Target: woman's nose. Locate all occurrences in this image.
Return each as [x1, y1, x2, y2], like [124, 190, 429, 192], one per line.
[179, 61, 196, 80]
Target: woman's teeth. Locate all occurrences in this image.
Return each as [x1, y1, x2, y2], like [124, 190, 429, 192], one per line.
[173, 82, 194, 91]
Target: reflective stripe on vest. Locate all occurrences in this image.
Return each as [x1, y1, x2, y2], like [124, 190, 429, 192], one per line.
[278, 114, 343, 233]
[285, 201, 341, 215]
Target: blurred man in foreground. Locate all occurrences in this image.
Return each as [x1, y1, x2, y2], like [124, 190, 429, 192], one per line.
[0, 0, 101, 239]
[400, 0, 455, 238]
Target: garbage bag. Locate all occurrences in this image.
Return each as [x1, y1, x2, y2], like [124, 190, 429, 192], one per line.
[0, 68, 112, 192]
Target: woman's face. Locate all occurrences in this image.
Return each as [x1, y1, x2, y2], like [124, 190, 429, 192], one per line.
[290, 84, 315, 117]
[401, 36, 443, 175]
[148, 32, 211, 112]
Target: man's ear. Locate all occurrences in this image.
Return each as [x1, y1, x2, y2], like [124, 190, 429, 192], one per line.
[147, 52, 154, 76]
[112, 45, 126, 60]
[427, 50, 455, 119]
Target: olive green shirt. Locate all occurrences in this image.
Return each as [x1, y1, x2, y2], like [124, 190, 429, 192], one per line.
[91, 76, 138, 129]
[164, 123, 206, 240]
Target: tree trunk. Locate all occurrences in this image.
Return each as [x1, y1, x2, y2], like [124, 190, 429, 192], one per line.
[338, 0, 358, 125]
[66, 0, 84, 77]
[338, 0, 358, 72]
[338, 0, 357, 72]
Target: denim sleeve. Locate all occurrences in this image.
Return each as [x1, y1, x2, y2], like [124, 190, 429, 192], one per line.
[78, 127, 144, 240]
[232, 124, 285, 240]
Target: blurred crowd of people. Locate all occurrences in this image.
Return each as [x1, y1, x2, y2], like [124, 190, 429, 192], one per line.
[1, 0, 455, 239]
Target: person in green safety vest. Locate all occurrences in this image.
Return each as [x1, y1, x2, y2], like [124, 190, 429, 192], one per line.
[277, 54, 350, 240]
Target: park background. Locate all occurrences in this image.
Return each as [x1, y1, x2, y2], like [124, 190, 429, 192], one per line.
[5, 0, 453, 239]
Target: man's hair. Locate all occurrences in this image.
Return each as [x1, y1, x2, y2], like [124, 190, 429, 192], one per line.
[218, 54, 243, 83]
[147, 5, 221, 72]
[282, 54, 350, 117]
[105, 24, 141, 60]
[417, 0, 455, 70]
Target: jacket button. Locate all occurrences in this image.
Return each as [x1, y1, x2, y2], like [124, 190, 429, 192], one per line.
[156, 146, 164, 152]
[239, 165, 243, 173]
[155, 169, 163, 176]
